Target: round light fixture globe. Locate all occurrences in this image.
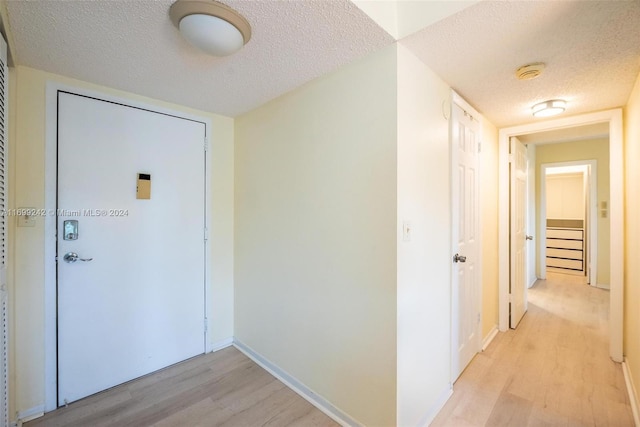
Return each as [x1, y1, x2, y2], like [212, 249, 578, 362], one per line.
[532, 99, 566, 117]
[170, 0, 251, 57]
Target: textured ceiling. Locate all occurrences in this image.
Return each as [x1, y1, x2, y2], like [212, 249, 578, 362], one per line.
[5, 0, 393, 117]
[4, 0, 640, 126]
[401, 0, 640, 127]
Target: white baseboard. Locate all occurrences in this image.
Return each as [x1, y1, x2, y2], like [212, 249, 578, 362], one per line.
[482, 325, 499, 351]
[209, 337, 233, 353]
[623, 358, 640, 426]
[233, 339, 361, 427]
[415, 384, 453, 427]
[15, 404, 45, 425]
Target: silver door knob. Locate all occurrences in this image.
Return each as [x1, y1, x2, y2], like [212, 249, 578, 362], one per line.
[526, 235, 533, 240]
[453, 253, 467, 263]
[63, 252, 93, 263]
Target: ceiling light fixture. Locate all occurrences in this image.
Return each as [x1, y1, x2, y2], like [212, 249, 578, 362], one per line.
[532, 99, 566, 117]
[170, 0, 252, 57]
[516, 63, 545, 80]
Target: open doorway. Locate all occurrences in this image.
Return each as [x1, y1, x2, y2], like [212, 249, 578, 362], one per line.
[540, 161, 604, 289]
[498, 109, 623, 362]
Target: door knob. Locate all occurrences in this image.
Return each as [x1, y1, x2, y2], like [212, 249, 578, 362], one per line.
[63, 252, 93, 263]
[526, 235, 533, 240]
[453, 253, 467, 263]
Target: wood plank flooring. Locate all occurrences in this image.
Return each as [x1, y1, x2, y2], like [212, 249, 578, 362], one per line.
[25, 347, 339, 427]
[26, 271, 634, 427]
[432, 272, 634, 427]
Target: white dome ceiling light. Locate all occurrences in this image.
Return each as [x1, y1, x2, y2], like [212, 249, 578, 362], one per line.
[532, 99, 567, 117]
[170, 0, 252, 57]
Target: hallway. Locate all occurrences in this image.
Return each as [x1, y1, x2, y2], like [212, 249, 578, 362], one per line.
[432, 272, 634, 426]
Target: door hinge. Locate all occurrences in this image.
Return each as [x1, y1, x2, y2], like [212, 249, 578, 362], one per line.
[508, 293, 513, 303]
[478, 142, 482, 153]
[204, 227, 208, 242]
[204, 137, 209, 152]
[204, 318, 208, 333]
[477, 313, 481, 324]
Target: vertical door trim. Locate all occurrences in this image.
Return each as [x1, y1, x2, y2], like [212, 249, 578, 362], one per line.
[498, 109, 623, 362]
[43, 83, 213, 411]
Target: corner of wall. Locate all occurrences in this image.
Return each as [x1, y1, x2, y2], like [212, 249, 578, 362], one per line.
[480, 119, 499, 339]
[623, 69, 640, 408]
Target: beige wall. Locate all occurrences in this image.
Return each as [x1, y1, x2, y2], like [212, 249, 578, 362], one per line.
[546, 173, 585, 220]
[535, 139, 610, 286]
[396, 44, 452, 426]
[624, 70, 640, 410]
[9, 66, 234, 419]
[234, 46, 398, 426]
[480, 121, 499, 338]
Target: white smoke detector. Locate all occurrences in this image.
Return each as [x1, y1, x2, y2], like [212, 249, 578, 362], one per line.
[516, 63, 546, 80]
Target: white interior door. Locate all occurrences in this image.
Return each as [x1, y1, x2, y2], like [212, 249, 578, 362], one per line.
[57, 92, 206, 405]
[510, 136, 528, 328]
[451, 101, 481, 381]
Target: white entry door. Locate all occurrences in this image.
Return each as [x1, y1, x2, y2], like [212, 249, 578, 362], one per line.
[451, 100, 481, 381]
[510, 137, 528, 328]
[57, 92, 206, 405]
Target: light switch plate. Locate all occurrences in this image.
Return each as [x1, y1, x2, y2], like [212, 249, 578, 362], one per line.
[402, 221, 412, 242]
[17, 208, 36, 227]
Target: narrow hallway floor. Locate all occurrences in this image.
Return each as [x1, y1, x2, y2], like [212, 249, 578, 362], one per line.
[431, 272, 634, 426]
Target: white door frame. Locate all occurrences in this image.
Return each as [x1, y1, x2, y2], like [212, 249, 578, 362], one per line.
[540, 161, 598, 286]
[498, 109, 623, 362]
[43, 83, 214, 411]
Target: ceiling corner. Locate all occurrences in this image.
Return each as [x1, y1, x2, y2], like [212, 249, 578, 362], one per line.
[350, 0, 399, 39]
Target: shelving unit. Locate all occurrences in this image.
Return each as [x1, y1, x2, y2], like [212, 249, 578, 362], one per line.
[546, 221, 584, 273]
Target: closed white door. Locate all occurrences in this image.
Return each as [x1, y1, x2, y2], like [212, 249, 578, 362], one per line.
[510, 137, 528, 328]
[451, 101, 481, 381]
[57, 92, 206, 405]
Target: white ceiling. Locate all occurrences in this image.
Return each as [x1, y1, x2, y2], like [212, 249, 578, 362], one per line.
[3, 0, 640, 127]
[402, 0, 640, 127]
[4, 0, 393, 117]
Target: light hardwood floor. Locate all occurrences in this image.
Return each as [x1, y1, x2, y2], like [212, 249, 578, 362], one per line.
[26, 272, 634, 427]
[25, 347, 339, 427]
[432, 272, 634, 426]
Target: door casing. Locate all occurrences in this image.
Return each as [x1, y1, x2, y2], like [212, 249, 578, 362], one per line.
[43, 83, 214, 411]
[498, 109, 623, 362]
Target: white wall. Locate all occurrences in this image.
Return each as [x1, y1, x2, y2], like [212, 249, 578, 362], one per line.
[234, 46, 398, 427]
[395, 44, 452, 427]
[9, 66, 235, 420]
